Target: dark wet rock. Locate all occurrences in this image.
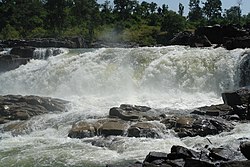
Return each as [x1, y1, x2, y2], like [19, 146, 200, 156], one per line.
[140, 144, 250, 167]
[220, 160, 250, 167]
[161, 115, 233, 138]
[168, 31, 193, 46]
[99, 119, 128, 137]
[68, 121, 96, 138]
[195, 25, 248, 44]
[1, 38, 84, 48]
[224, 37, 250, 50]
[239, 53, 250, 88]
[184, 159, 215, 167]
[168, 145, 199, 160]
[127, 122, 163, 138]
[0, 54, 30, 72]
[10, 46, 36, 58]
[240, 141, 250, 160]
[0, 95, 68, 124]
[2, 121, 30, 136]
[189, 35, 212, 47]
[192, 104, 233, 117]
[109, 104, 152, 121]
[209, 147, 236, 161]
[222, 91, 244, 107]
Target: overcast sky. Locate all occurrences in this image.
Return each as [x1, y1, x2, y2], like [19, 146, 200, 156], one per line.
[97, 0, 249, 15]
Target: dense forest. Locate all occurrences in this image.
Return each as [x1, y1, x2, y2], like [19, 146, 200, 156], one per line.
[0, 0, 250, 46]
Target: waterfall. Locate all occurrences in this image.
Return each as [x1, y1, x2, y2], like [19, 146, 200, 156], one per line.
[1, 46, 250, 166]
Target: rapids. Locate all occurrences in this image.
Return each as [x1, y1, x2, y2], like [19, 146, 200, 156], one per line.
[0, 46, 250, 166]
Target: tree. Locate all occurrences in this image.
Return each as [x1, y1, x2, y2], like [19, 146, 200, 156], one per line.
[45, 0, 68, 35]
[188, 0, 203, 21]
[203, 0, 222, 21]
[161, 10, 186, 35]
[224, 6, 241, 24]
[113, 0, 138, 20]
[178, 3, 184, 16]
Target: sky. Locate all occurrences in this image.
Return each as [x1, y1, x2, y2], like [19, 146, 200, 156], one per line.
[97, 0, 250, 15]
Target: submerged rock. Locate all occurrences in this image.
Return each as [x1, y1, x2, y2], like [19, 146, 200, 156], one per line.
[127, 122, 163, 138]
[0, 54, 30, 72]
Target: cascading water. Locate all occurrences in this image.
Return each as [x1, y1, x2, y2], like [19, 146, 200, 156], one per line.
[0, 46, 250, 166]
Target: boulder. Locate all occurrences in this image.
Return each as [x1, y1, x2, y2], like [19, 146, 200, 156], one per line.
[10, 46, 36, 58]
[240, 141, 250, 160]
[0, 54, 30, 72]
[195, 25, 248, 45]
[189, 35, 212, 47]
[127, 122, 162, 138]
[224, 37, 250, 50]
[220, 161, 250, 167]
[168, 31, 193, 46]
[0, 95, 68, 124]
[68, 121, 96, 138]
[109, 104, 152, 121]
[161, 115, 233, 138]
[192, 104, 233, 116]
[99, 119, 128, 137]
[195, 25, 223, 44]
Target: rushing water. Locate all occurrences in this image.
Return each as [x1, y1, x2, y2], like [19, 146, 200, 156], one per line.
[0, 46, 250, 166]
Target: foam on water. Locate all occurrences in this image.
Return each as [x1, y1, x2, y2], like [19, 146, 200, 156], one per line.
[0, 46, 250, 166]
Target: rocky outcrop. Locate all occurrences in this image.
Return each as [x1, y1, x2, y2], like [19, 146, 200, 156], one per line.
[161, 115, 233, 138]
[10, 46, 36, 58]
[140, 145, 246, 167]
[0, 54, 30, 72]
[68, 104, 233, 139]
[169, 31, 212, 47]
[1, 37, 88, 48]
[224, 37, 250, 50]
[195, 25, 249, 44]
[0, 95, 68, 124]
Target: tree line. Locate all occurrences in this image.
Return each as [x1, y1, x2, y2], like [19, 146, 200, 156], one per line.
[0, 0, 250, 46]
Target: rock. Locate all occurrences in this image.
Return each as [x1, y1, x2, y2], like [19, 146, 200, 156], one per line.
[168, 31, 193, 46]
[240, 141, 250, 160]
[0, 95, 68, 124]
[99, 119, 128, 137]
[127, 122, 162, 138]
[161, 115, 233, 138]
[10, 46, 36, 58]
[238, 54, 250, 87]
[68, 121, 96, 138]
[224, 37, 250, 50]
[167, 145, 199, 160]
[195, 25, 248, 45]
[222, 91, 243, 106]
[0, 54, 30, 72]
[143, 152, 168, 164]
[189, 35, 212, 47]
[195, 25, 223, 44]
[184, 159, 215, 167]
[3, 121, 30, 136]
[109, 104, 152, 121]
[220, 160, 250, 167]
[192, 104, 233, 117]
[209, 147, 235, 161]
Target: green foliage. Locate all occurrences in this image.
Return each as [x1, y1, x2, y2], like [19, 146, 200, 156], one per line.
[0, 24, 20, 40]
[223, 6, 241, 24]
[0, 0, 249, 44]
[203, 0, 222, 21]
[161, 11, 187, 35]
[123, 25, 160, 46]
[188, 0, 203, 21]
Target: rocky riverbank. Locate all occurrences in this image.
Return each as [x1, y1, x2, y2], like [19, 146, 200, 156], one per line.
[1, 87, 250, 166]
